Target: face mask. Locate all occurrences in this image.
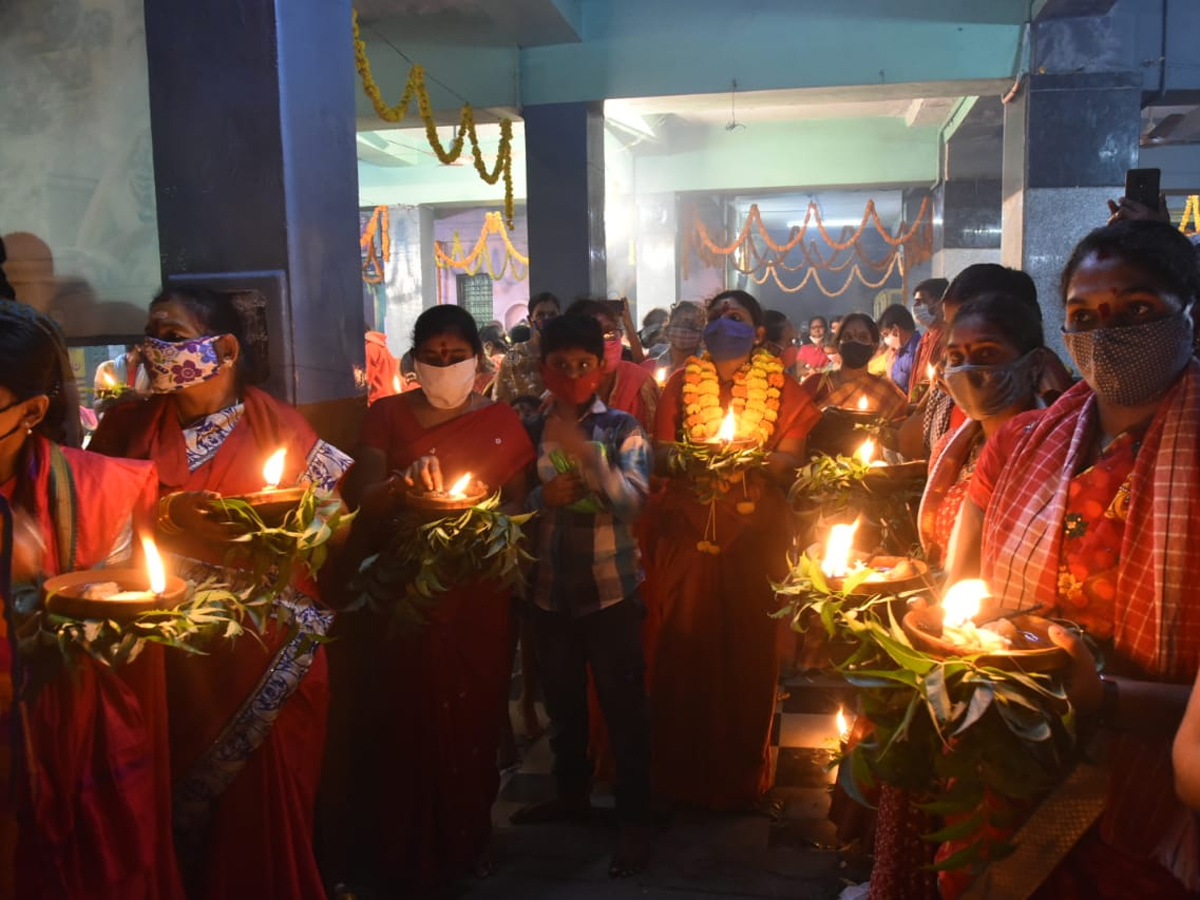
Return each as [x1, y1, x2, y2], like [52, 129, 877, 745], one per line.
[413, 357, 477, 409]
[1063, 308, 1194, 407]
[141, 334, 227, 393]
[943, 350, 1038, 420]
[603, 337, 624, 369]
[884, 333, 901, 351]
[809, 333, 825, 345]
[839, 341, 875, 370]
[665, 325, 702, 352]
[781, 345, 799, 369]
[913, 304, 936, 327]
[703, 317, 757, 362]
[541, 365, 603, 406]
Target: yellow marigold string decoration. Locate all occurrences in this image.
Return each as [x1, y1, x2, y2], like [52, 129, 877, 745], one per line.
[360, 205, 390, 285]
[1180, 194, 1200, 234]
[352, 10, 515, 228]
[434, 211, 530, 281]
[681, 199, 932, 299]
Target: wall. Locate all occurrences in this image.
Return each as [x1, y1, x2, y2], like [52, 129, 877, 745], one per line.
[0, 0, 159, 338]
[634, 119, 942, 195]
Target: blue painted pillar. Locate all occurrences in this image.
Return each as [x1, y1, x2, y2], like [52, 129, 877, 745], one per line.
[523, 102, 607, 302]
[1002, 14, 1141, 358]
[144, 0, 363, 406]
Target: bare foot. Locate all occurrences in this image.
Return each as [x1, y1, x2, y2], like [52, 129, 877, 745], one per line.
[473, 838, 501, 878]
[610, 825, 653, 878]
[510, 795, 591, 826]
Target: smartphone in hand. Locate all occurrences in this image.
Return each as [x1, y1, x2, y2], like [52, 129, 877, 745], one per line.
[1124, 168, 1161, 211]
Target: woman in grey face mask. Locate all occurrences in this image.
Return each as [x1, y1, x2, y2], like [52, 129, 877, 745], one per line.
[871, 293, 1045, 900]
[946, 221, 1200, 897]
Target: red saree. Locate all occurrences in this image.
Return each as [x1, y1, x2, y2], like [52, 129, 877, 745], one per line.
[608, 360, 659, 433]
[352, 395, 534, 888]
[1, 435, 181, 900]
[90, 388, 331, 900]
[644, 371, 818, 809]
[968, 365, 1200, 896]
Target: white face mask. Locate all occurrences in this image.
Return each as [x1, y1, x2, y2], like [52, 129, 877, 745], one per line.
[413, 357, 477, 409]
[884, 333, 901, 351]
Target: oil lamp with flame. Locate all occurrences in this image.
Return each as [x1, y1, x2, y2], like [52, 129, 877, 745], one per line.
[654, 367, 668, 387]
[262, 447, 287, 491]
[712, 407, 738, 444]
[42, 534, 187, 621]
[937, 579, 1011, 652]
[856, 394, 869, 412]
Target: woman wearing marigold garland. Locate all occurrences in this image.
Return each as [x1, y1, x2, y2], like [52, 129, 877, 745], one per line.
[645, 289, 819, 810]
[90, 286, 351, 900]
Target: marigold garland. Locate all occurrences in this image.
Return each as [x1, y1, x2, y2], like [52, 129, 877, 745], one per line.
[434, 211, 530, 281]
[683, 199, 931, 298]
[360, 205, 390, 285]
[681, 348, 785, 446]
[351, 10, 515, 228]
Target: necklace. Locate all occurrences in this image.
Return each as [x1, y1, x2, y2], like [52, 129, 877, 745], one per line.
[680, 349, 785, 445]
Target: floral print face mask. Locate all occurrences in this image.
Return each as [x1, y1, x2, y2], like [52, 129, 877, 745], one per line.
[141, 334, 229, 393]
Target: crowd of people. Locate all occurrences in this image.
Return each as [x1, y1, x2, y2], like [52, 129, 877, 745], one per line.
[2, 212, 1200, 899]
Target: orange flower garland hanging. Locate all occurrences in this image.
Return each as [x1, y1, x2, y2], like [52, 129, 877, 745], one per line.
[681, 349, 784, 445]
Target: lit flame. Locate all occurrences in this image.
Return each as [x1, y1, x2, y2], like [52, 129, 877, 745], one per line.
[141, 535, 166, 595]
[262, 447, 287, 489]
[836, 706, 851, 742]
[654, 367, 667, 386]
[99, 369, 116, 389]
[715, 407, 738, 443]
[821, 520, 860, 579]
[447, 473, 472, 497]
[926, 363, 936, 383]
[942, 579, 990, 628]
[392, 374, 402, 394]
[855, 438, 876, 465]
[856, 394, 868, 412]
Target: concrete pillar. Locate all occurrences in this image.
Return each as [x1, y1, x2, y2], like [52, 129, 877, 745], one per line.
[524, 102, 607, 302]
[144, 0, 363, 407]
[1002, 12, 1141, 358]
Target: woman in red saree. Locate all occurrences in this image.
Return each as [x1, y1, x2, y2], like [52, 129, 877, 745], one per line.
[90, 287, 351, 899]
[866, 293, 1046, 900]
[951, 221, 1200, 898]
[0, 300, 181, 899]
[645, 290, 819, 810]
[340, 304, 534, 892]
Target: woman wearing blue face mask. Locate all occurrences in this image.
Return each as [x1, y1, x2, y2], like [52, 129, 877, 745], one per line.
[90, 286, 352, 900]
[644, 289, 820, 811]
[948, 221, 1200, 898]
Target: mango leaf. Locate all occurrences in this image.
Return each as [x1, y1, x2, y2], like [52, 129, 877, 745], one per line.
[952, 684, 995, 737]
[920, 810, 984, 844]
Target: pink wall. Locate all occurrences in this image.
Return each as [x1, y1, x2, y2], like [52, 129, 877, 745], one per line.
[433, 207, 530, 326]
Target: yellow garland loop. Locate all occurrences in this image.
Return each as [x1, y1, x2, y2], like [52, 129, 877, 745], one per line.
[1180, 195, 1200, 234]
[434, 212, 530, 282]
[352, 10, 515, 229]
[359, 205, 390, 285]
[680, 349, 785, 446]
[682, 198, 932, 294]
[749, 252, 905, 297]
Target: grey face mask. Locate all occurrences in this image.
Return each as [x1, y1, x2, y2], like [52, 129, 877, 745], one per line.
[1062, 307, 1194, 407]
[942, 350, 1039, 421]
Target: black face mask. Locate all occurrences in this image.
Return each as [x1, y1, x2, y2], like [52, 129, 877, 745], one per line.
[839, 341, 875, 370]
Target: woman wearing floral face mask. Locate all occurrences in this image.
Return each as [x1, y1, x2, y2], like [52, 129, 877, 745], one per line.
[340, 304, 534, 891]
[948, 221, 1200, 898]
[644, 289, 819, 810]
[89, 286, 352, 900]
